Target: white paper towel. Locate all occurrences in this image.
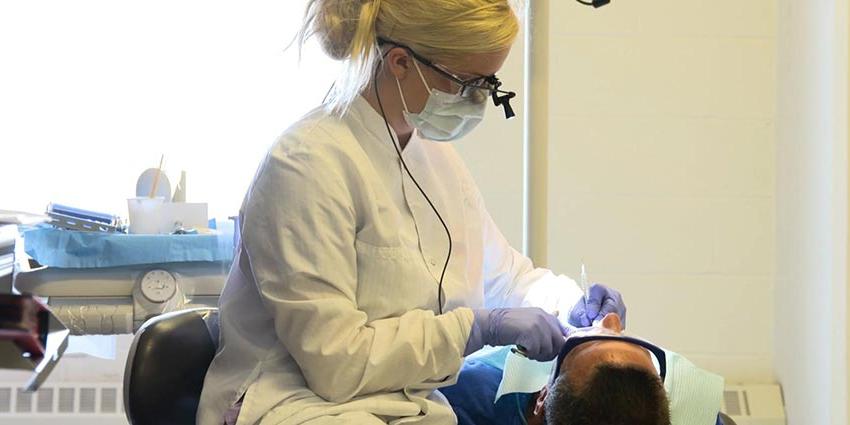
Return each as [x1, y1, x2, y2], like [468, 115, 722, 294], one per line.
[495, 348, 556, 402]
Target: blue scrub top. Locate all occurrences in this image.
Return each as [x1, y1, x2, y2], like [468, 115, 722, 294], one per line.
[441, 357, 725, 425]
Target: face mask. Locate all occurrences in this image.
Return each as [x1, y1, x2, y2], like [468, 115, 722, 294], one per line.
[396, 61, 487, 142]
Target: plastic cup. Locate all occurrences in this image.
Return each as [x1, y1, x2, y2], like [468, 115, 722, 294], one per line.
[127, 197, 166, 234]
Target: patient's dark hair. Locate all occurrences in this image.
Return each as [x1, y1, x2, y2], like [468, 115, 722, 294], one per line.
[544, 363, 671, 425]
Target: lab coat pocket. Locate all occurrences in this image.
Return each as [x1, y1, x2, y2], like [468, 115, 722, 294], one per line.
[354, 239, 438, 320]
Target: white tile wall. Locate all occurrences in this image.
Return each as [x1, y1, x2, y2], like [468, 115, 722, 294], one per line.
[544, 0, 776, 382]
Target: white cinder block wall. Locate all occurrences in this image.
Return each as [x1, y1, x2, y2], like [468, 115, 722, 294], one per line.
[542, 0, 777, 383]
[460, 2, 777, 383]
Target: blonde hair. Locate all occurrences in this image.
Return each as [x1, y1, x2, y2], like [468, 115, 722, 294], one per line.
[298, 0, 521, 114]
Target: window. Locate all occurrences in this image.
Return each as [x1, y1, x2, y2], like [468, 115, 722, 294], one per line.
[0, 1, 338, 219]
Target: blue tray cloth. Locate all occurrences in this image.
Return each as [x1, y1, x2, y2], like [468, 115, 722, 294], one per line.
[23, 226, 235, 269]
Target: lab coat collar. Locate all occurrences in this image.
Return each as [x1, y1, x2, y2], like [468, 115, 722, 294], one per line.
[347, 95, 422, 156]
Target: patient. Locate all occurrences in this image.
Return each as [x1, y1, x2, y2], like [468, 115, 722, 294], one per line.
[441, 313, 723, 425]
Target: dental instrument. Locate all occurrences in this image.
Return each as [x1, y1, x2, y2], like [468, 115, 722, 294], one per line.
[580, 263, 590, 304]
[580, 263, 604, 326]
[46, 203, 125, 233]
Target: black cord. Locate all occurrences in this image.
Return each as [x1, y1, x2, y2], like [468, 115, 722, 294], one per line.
[576, 0, 611, 8]
[373, 51, 453, 315]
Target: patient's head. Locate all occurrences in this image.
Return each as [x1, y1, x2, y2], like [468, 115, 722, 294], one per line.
[529, 313, 671, 425]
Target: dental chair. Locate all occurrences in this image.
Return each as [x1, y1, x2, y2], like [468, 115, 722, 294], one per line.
[719, 412, 738, 425]
[121, 307, 739, 425]
[123, 307, 219, 425]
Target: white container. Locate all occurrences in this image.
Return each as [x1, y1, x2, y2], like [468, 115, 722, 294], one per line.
[127, 197, 165, 234]
[160, 202, 208, 231]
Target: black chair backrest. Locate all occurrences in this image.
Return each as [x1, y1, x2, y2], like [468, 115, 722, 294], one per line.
[719, 412, 738, 425]
[124, 308, 220, 425]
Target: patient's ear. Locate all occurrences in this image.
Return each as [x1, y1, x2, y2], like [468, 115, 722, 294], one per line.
[601, 313, 623, 333]
[532, 386, 548, 417]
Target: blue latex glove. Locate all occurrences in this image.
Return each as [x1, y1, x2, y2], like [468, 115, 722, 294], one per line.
[464, 308, 567, 361]
[568, 283, 627, 328]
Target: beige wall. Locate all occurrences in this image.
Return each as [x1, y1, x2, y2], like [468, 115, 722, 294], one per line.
[543, 0, 776, 383]
[432, 3, 850, 420]
[461, 1, 777, 383]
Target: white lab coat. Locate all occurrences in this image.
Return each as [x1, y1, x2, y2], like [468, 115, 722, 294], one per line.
[196, 96, 583, 425]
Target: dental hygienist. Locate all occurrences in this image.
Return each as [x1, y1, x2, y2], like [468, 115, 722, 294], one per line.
[197, 1, 627, 424]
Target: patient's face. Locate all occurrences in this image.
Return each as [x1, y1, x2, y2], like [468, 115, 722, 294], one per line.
[559, 313, 657, 389]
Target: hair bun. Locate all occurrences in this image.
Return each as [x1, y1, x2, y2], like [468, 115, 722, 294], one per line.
[310, 0, 376, 60]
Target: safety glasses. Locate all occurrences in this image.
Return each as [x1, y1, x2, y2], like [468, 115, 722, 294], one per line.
[552, 330, 668, 384]
[377, 38, 518, 119]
